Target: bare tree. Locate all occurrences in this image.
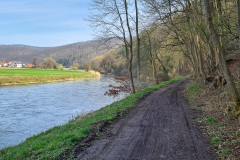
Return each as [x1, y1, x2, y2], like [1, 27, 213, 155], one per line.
[32, 58, 39, 68]
[135, 0, 141, 91]
[124, 0, 135, 94]
[87, 0, 136, 94]
[203, 0, 240, 111]
[237, 0, 240, 48]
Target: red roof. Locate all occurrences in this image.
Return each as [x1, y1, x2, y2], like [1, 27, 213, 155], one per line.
[28, 64, 33, 68]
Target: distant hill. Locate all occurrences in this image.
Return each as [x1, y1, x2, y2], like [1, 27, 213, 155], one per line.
[0, 39, 123, 67]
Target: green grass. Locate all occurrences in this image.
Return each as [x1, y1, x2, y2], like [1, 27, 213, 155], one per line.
[210, 137, 221, 148]
[167, 92, 172, 97]
[218, 147, 229, 157]
[185, 83, 202, 103]
[233, 133, 240, 137]
[0, 77, 182, 159]
[0, 68, 97, 85]
[205, 116, 215, 123]
[192, 114, 200, 118]
[0, 68, 91, 77]
[214, 124, 224, 129]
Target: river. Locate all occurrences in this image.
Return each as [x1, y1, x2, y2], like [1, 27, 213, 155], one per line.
[0, 74, 130, 150]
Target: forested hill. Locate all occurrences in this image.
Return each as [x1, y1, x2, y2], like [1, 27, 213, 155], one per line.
[0, 39, 122, 67]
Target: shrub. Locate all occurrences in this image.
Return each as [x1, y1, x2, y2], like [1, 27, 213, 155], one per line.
[70, 63, 79, 70]
[57, 64, 64, 70]
[84, 63, 92, 72]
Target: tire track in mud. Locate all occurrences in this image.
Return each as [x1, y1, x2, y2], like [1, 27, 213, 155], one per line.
[76, 79, 216, 160]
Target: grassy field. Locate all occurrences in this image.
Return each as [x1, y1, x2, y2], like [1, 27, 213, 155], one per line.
[0, 77, 182, 160]
[0, 68, 98, 85]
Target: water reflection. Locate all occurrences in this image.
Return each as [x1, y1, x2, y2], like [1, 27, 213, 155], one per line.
[0, 74, 129, 149]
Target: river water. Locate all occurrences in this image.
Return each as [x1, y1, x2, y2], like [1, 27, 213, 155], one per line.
[0, 74, 130, 150]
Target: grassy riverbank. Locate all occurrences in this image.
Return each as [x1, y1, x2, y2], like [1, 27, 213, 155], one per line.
[0, 77, 182, 160]
[0, 68, 98, 86]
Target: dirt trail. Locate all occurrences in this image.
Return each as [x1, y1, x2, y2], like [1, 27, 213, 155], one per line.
[77, 79, 215, 160]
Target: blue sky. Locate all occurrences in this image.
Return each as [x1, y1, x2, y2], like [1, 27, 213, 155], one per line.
[0, 0, 93, 47]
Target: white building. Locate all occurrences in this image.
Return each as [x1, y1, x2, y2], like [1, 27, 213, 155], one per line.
[12, 61, 22, 68]
[3, 63, 8, 67]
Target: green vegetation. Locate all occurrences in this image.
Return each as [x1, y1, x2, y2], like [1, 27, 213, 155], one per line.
[0, 68, 97, 86]
[218, 147, 230, 157]
[167, 92, 172, 97]
[214, 125, 224, 129]
[58, 58, 71, 67]
[192, 115, 199, 118]
[70, 63, 80, 70]
[233, 133, 240, 137]
[185, 83, 202, 103]
[184, 81, 240, 158]
[84, 62, 92, 72]
[205, 117, 215, 123]
[210, 137, 221, 148]
[210, 137, 221, 144]
[0, 77, 182, 160]
[43, 58, 56, 69]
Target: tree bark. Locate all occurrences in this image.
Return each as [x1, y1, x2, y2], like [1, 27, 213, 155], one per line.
[124, 0, 135, 94]
[151, 58, 158, 85]
[203, 0, 240, 110]
[237, 0, 240, 48]
[135, 0, 141, 92]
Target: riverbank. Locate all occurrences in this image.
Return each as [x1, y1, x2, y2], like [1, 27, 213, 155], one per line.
[0, 68, 99, 86]
[0, 77, 182, 160]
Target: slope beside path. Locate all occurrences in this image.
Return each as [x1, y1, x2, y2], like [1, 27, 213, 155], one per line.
[76, 79, 216, 160]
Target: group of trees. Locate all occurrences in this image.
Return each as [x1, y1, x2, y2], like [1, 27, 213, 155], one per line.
[91, 50, 127, 75]
[70, 63, 80, 70]
[32, 58, 64, 70]
[88, 0, 240, 110]
[88, 0, 142, 94]
[32, 57, 92, 72]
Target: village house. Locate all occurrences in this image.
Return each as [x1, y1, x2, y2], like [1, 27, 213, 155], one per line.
[11, 61, 22, 68]
[1, 63, 9, 67]
[28, 64, 33, 68]
[0, 61, 23, 68]
[8, 62, 13, 66]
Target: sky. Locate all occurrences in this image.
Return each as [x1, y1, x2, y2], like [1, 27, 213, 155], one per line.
[0, 0, 94, 47]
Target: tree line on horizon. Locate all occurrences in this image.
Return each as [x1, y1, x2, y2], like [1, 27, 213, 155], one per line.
[0, 40, 122, 68]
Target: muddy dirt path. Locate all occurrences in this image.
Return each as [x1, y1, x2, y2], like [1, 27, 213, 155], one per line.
[77, 79, 215, 160]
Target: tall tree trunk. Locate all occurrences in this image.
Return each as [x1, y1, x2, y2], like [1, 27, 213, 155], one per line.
[150, 32, 170, 81]
[203, 0, 240, 111]
[156, 56, 170, 81]
[124, 0, 135, 94]
[197, 37, 207, 81]
[186, 0, 206, 80]
[135, 0, 141, 92]
[237, 0, 240, 48]
[150, 57, 157, 85]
